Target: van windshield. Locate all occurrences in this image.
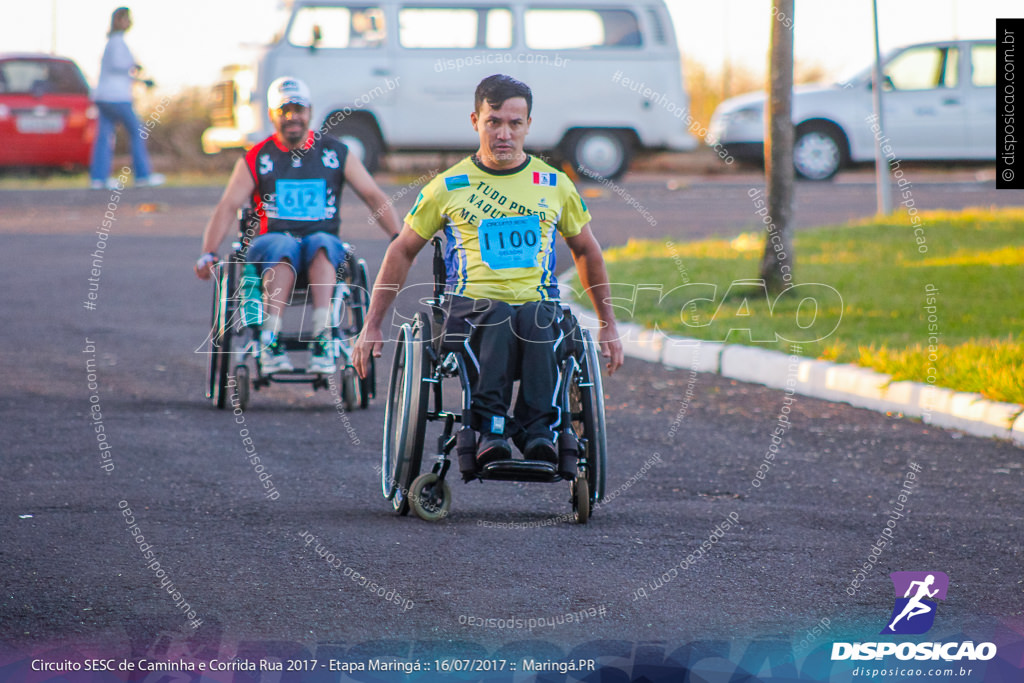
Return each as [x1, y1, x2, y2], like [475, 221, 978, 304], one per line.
[288, 6, 386, 48]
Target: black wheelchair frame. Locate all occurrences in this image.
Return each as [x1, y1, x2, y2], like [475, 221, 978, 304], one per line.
[204, 209, 375, 411]
[381, 237, 607, 523]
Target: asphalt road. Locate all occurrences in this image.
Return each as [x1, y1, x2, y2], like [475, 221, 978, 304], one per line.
[1, 174, 1022, 681]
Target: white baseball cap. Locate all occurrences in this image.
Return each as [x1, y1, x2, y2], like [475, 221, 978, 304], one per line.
[267, 76, 312, 110]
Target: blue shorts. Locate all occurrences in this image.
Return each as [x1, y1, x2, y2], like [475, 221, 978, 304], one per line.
[246, 232, 348, 275]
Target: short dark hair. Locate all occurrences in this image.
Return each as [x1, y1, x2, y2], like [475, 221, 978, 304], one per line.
[475, 74, 532, 117]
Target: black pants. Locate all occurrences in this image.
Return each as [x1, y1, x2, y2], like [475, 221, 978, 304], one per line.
[442, 296, 565, 443]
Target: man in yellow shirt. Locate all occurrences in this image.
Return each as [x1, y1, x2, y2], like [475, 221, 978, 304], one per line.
[354, 74, 623, 467]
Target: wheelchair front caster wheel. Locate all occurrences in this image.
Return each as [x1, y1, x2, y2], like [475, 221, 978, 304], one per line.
[233, 364, 250, 411]
[341, 366, 361, 411]
[572, 477, 590, 524]
[409, 472, 451, 522]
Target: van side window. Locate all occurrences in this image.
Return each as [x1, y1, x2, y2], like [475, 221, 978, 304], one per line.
[399, 7, 512, 48]
[525, 9, 641, 49]
[288, 6, 386, 49]
[971, 44, 995, 87]
[486, 9, 514, 49]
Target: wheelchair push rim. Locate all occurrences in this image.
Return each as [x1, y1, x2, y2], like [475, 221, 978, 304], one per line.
[205, 268, 223, 403]
[381, 316, 430, 514]
[579, 328, 607, 505]
[206, 261, 237, 409]
[354, 258, 375, 406]
[331, 256, 374, 409]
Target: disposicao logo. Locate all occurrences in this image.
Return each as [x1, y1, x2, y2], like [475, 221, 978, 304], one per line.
[882, 571, 948, 635]
[831, 571, 997, 663]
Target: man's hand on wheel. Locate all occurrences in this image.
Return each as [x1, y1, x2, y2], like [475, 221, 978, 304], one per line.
[598, 322, 624, 375]
[194, 253, 219, 280]
[353, 325, 385, 379]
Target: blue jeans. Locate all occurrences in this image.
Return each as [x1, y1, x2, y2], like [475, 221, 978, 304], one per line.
[246, 232, 348, 274]
[89, 101, 153, 182]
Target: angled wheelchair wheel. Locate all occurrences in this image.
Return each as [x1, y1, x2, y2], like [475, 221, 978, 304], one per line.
[336, 266, 362, 340]
[206, 262, 236, 409]
[381, 313, 431, 515]
[354, 259, 375, 407]
[360, 356, 376, 409]
[578, 329, 607, 506]
[409, 472, 451, 522]
[205, 271, 223, 404]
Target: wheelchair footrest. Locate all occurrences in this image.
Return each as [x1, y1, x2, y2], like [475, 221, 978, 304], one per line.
[478, 459, 561, 483]
[275, 337, 316, 352]
[558, 431, 579, 480]
[456, 428, 478, 482]
[262, 370, 329, 383]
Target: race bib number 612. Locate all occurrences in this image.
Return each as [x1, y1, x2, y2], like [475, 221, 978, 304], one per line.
[276, 179, 327, 220]
[478, 215, 542, 270]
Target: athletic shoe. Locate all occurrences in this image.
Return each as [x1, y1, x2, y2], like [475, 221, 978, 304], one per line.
[524, 437, 558, 464]
[90, 178, 122, 190]
[136, 173, 165, 187]
[476, 435, 511, 468]
[308, 333, 337, 374]
[260, 333, 293, 373]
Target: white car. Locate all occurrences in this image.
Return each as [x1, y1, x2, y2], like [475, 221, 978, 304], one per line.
[708, 40, 996, 179]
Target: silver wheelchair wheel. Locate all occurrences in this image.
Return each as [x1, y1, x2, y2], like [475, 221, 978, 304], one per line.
[381, 315, 430, 515]
[329, 254, 373, 410]
[206, 261, 236, 409]
[579, 328, 607, 504]
[354, 258, 375, 407]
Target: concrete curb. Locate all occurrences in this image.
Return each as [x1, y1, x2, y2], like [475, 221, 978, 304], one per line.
[561, 300, 1024, 448]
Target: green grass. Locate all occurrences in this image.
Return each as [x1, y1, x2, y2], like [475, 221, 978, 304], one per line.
[571, 207, 1024, 405]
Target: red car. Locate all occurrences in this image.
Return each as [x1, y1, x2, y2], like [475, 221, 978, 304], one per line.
[0, 53, 96, 170]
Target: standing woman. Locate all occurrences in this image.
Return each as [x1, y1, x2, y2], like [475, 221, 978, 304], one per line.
[89, 7, 165, 189]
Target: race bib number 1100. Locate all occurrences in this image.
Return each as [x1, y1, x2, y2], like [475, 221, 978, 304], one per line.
[276, 179, 327, 220]
[478, 215, 542, 270]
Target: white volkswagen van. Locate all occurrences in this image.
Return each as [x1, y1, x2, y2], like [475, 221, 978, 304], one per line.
[202, 0, 697, 178]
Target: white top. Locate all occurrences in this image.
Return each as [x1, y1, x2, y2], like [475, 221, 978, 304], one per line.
[93, 32, 136, 102]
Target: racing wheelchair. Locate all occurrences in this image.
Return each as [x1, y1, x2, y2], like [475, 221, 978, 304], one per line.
[381, 238, 607, 524]
[204, 208, 375, 411]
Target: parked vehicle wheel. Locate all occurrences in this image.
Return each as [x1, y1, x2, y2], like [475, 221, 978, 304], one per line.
[563, 129, 632, 181]
[793, 124, 846, 180]
[328, 117, 382, 174]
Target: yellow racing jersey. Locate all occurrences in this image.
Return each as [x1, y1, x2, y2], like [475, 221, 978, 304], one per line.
[405, 155, 591, 304]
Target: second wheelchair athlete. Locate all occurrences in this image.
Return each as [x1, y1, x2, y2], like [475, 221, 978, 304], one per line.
[195, 76, 400, 374]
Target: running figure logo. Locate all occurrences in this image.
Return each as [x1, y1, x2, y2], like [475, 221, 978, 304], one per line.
[881, 571, 949, 635]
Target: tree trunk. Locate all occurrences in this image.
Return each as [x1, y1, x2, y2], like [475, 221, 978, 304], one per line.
[760, 0, 795, 295]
